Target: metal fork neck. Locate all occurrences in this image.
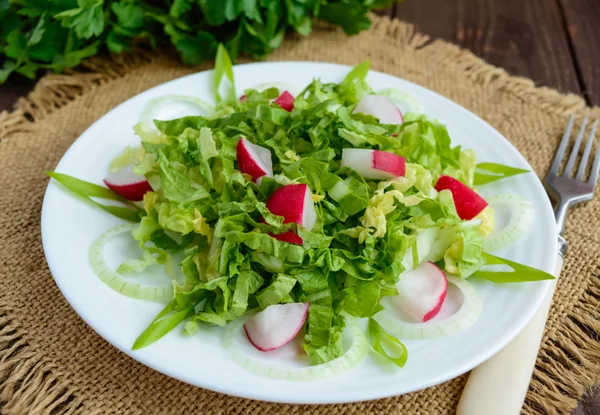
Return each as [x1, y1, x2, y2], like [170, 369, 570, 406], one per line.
[555, 200, 570, 236]
[555, 201, 569, 258]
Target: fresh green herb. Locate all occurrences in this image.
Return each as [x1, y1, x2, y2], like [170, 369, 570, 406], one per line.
[46, 171, 141, 222]
[472, 252, 555, 283]
[0, 0, 399, 84]
[473, 162, 529, 186]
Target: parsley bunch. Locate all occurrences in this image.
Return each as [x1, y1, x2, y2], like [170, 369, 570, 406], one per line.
[0, 0, 397, 84]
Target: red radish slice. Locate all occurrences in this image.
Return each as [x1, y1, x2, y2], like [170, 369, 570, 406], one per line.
[265, 184, 317, 245]
[103, 167, 152, 201]
[244, 303, 309, 351]
[391, 261, 448, 323]
[236, 137, 273, 183]
[341, 149, 406, 180]
[353, 95, 404, 125]
[270, 231, 303, 245]
[435, 175, 488, 220]
[274, 90, 294, 112]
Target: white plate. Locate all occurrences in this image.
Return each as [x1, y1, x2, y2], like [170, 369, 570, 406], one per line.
[41, 62, 557, 404]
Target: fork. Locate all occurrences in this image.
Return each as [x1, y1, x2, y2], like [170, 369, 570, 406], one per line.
[546, 115, 599, 235]
[456, 115, 600, 415]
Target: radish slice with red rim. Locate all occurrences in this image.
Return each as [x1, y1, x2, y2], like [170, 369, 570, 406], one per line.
[377, 88, 424, 115]
[104, 166, 152, 201]
[482, 194, 535, 252]
[435, 175, 488, 220]
[390, 261, 448, 323]
[223, 315, 368, 381]
[273, 91, 294, 112]
[236, 138, 273, 183]
[341, 149, 406, 180]
[243, 303, 309, 351]
[265, 184, 317, 245]
[374, 276, 482, 339]
[353, 95, 404, 125]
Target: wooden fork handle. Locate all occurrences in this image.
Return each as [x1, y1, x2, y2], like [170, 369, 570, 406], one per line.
[456, 254, 564, 415]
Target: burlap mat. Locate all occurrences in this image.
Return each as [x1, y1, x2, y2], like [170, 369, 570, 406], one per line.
[0, 16, 599, 415]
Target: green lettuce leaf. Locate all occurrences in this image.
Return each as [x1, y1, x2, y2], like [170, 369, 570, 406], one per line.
[255, 274, 297, 309]
[109, 146, 145, 173]
[444, 149, 476, 187]
[443, 225, 484, 278]
[341, 279, 397, 318]
[117, 250, 165, 274]
[395, 117, 461, 178]
[303, 304, 345, 365]
[158, 151, 211, 204]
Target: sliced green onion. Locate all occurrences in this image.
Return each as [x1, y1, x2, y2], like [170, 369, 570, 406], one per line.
[474, 253, 555, 283]
[483, 194, 534, 252]
[342, 60, 370, 85]
[214, 44, 236, 104]
[222, 316, 368, 381]
[368, 318, 408, 367]
[374, 277, 482, 339]
[132, 300, 193, 350]
[474, 163, 529, 186]
[140, 95, 215, 127]
[89, 224, 173, 302]
[47, 172, 141, 222]
[377, 88, 424, 115]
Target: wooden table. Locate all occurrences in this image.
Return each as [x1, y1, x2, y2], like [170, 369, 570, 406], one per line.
[387, 0, 599, 106]
[0, 1, 598, 413]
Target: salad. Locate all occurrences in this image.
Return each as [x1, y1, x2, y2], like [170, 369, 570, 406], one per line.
[48, 46, 553, 381]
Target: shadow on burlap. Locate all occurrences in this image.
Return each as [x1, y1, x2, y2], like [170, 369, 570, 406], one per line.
[0, 16, 599, 415]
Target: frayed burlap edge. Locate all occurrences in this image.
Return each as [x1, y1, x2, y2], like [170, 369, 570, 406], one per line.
[0, 50, 153, 142]
[525, 277, 600, 414]
[0, 16, 598, 415]
[0, 304, 85, 415]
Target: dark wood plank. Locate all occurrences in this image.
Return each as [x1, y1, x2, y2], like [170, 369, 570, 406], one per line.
[395, 0, 583, 97]
[0, 76, 36, 112]
[374, 4, 396, 18]
[559, 0, 600, 106]
[573, 385, 600, 415]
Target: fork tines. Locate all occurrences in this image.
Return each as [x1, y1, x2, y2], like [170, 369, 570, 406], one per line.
[548, 114, 600, 184]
